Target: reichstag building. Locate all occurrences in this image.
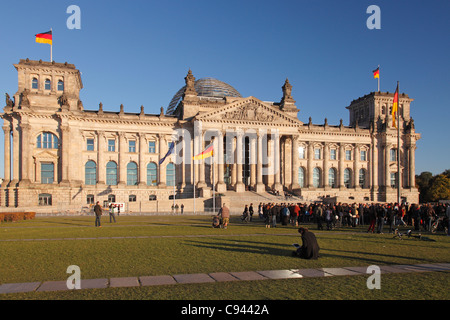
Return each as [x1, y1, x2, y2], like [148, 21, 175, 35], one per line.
[0, 59, 420, 213]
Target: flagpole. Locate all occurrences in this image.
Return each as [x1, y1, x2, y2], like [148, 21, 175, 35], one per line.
[172, 151, 175, 211]
[377, 65, 380, 92]
[213, 138, 215, 215]
[397, 81, 401, 205]
[193, 138, 196, 215]
[50, 28, 53, 62]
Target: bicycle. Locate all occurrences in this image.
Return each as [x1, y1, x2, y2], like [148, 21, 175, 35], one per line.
[431, 216, 449, 234]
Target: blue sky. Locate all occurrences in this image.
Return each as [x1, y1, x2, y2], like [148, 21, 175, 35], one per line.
[0, 0, 449, 177]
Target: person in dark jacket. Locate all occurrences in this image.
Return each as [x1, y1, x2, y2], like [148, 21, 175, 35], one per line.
[94, 201, 103, 227]
[293, 227, 320, 259]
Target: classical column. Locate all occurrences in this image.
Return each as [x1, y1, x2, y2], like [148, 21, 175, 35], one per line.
[354, 144, 360, 189]
[250, 135, 256, 189]
[255, 131, 265, 193]
[231, 135, 236, 188]
[158, 134, 167, 187]
[18, 123, 31, 185]
[118, 132, 127, 186]
[97, 131, 106, 184]
[11, 118, 20, 186]
[216, 131, 226, 193]
[273, 133, 283, 192]
[338, 143, 345, 189]
[290, 135, 300, 190]
[179, 136, 186, 189]
[323, 142, 329, 189]
[384, 143, 391, 189]
[371, 138, 378, 195]
[2, 125, 11, 186]
[138, 132, 146, 186]
[197, 131, 206, 188]
[409, 145, 416, 188]
[307, 142, 314, 188]
[59, 125, 70, 185]
[235, 131, 245, 192]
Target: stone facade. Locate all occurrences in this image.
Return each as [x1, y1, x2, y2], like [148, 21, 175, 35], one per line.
[0, 59, 421, 213]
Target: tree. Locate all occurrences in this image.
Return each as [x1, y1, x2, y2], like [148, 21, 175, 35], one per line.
[416, 171, 433, 203]
[416, 170, 450, 203]
[427, 174, 450, 202]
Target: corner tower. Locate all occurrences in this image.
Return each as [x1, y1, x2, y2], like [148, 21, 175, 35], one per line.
[12, 59, 83, 112]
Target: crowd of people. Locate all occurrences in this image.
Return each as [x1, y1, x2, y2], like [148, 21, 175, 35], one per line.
[238, 201, 450, 235]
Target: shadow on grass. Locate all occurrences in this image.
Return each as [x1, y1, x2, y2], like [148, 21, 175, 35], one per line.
[184, 238, 291, 257]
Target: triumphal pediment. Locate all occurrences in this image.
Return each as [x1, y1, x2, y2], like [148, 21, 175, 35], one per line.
[195, 97, 302, 126]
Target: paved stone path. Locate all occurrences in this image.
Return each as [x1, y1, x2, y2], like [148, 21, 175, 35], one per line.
[1, 263, 449, 294]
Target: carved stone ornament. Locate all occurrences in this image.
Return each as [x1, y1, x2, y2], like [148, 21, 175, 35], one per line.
[184, 69, 197, 95]
[59, 93, 69, 107]
[282, 78, 293, 100]
[221, 104, 277, 122]
[5, 93, 14, 109]
[20, 89, 30, 107]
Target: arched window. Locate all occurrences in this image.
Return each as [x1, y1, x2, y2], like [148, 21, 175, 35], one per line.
[313, 167, 321, 188]
[344, 168, 352, 188]
[328, 168, 337, 188]
[127, 162, 138, 185]
[57, 80, 64, 91]
[85, 161, 97, 185]
[45, 79, 51, 90]
[147, 162, 157, 186]
[36, 132, 58, 149]
[32, 77, 39, 89]
[106, 161, 117, 185]
[166, 163, 175, 187]
[298, 167, 305, 188]
[359, 169, 366, 188]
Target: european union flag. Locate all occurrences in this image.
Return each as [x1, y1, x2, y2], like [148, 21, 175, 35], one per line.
[159, 142, 175, 165]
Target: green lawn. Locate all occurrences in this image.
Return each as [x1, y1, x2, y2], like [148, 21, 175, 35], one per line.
[1, 215, 449, 300]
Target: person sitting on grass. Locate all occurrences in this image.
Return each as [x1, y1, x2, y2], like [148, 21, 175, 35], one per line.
[292, 227, 320, 259]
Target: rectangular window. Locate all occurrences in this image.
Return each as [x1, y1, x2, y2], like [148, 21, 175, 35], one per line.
[86, 194, 95, 204]
[390, 149, 397, 162]
[330, 149, 336, 160]
[148, 141, 156, 153]
[129, 195, 137, 202]
[314, 148, 321, 160]
[345, 150, 352, 161]
[298, 146, 305, 159]
[87, 139, 94, 151]
[360, 150, 367, 161]
[38, 193, 52, 206]
[390, 172, 397, 188]
[41, 163, 54, 184]
[129, 140, 136, 153]
[108, 139, 115, 152]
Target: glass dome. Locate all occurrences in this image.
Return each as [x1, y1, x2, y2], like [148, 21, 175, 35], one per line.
[167, 77, 242, 115]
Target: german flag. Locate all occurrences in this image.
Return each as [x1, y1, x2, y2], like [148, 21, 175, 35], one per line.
[193, 143, 213, 160]
[35, 30, 52, 45]
[392, 82, 399, 128]
[373, 67, 380, 79]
